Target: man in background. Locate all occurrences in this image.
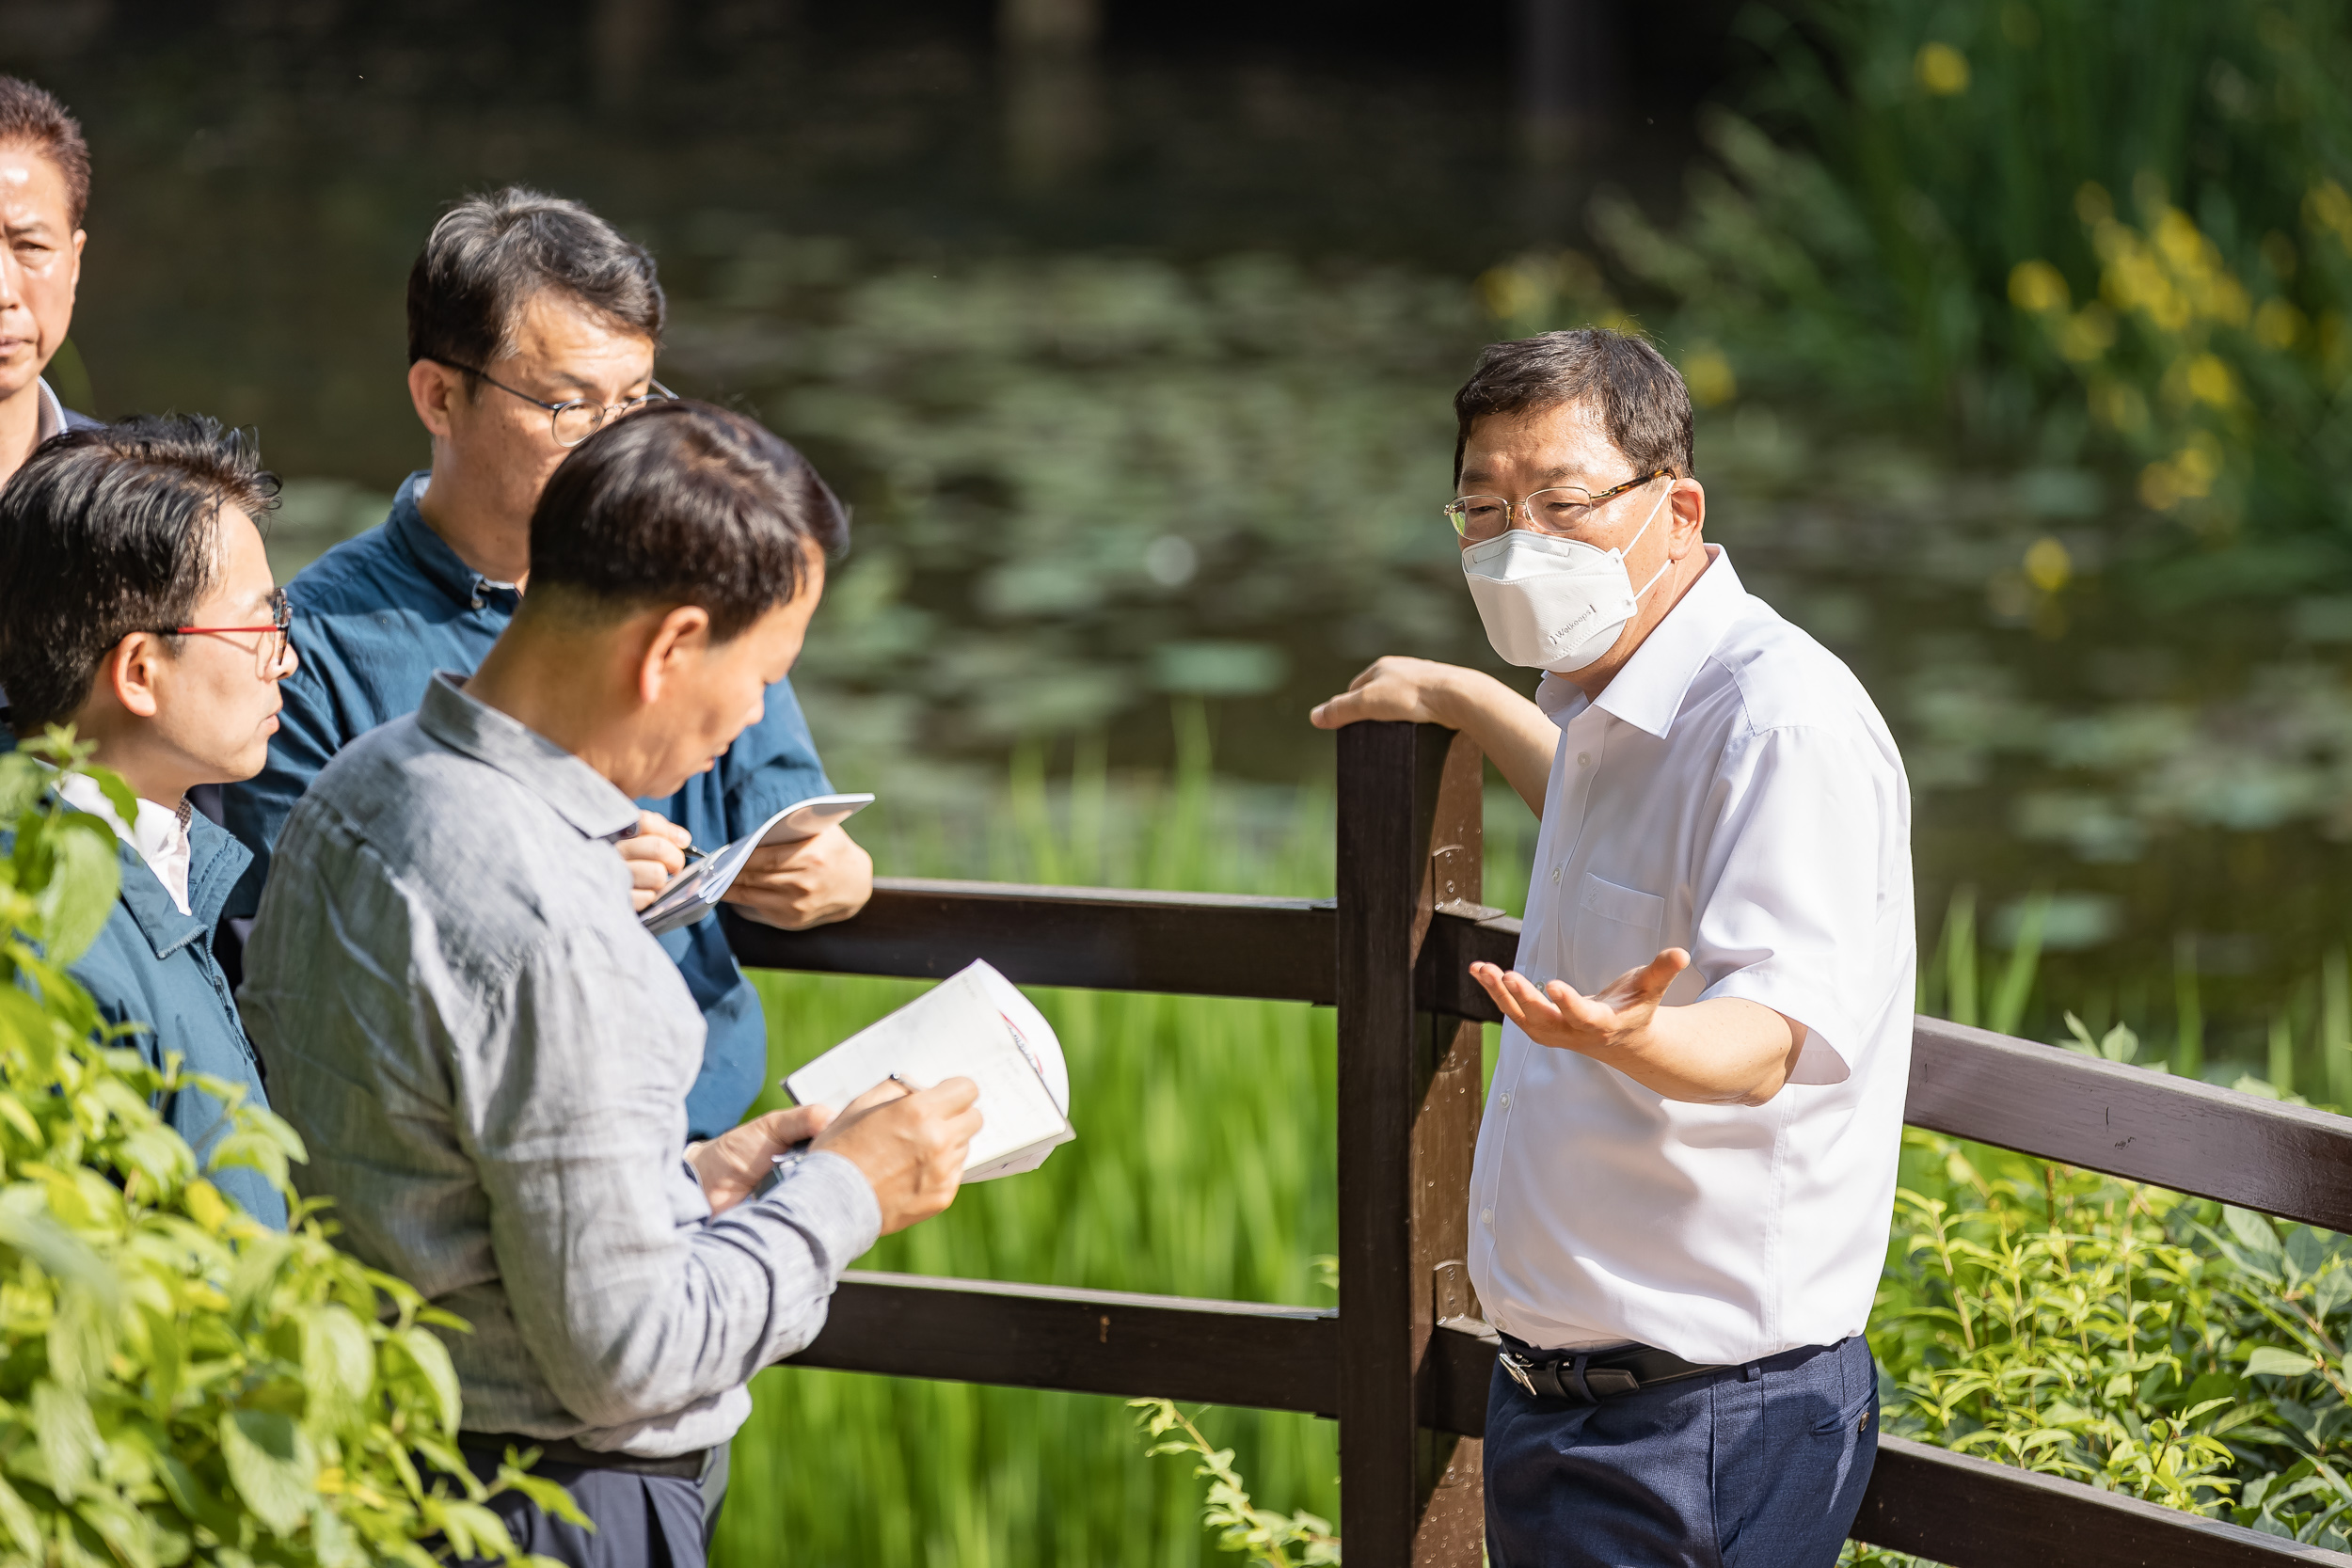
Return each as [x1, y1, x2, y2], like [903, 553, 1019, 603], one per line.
[0, 74, 105, 747]
[0, 418, 294, 1227]
[219, 187, 872, 1140]
[241, 403, 978, 1564]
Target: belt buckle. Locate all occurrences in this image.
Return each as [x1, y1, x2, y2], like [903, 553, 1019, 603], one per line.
[1501, 1352, 1540, 1398]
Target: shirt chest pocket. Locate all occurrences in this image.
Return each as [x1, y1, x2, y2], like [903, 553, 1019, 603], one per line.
[1570, 873, 1666, 988]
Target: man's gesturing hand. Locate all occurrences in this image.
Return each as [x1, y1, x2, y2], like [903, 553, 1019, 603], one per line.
[812, 1077, 984, 1235]
[1472, 950, 1692, 1060]
[725, 824, 875, 930]
[615, 809, 691, 912]
[1470, 953, 1811, 1106]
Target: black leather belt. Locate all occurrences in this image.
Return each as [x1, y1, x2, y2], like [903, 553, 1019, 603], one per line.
[458, 1432, 709, 1481]
[1498, 1340, 1727, 1403]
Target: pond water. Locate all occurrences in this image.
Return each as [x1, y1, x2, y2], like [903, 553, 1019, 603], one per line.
[16, 4, 2352, 1077]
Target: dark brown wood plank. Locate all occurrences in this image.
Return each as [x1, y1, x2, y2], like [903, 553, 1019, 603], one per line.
[1854, 1434, 2352, 1566]
[780, 1271, 1338, 1415]
[1908, 1017, 2352, 1233]
[1407, 733, 1488, 1564]
[721, 881, 1336, 1003]
[1337, 720, 1447, 1568]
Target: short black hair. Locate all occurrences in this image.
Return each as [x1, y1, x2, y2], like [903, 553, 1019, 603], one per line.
[0, 417, 279, 735]
[1453, 328, 1693, 483]
[407, 187, 664, 377]
[526, 401, 848, 641]
[0, 75, 89, 229]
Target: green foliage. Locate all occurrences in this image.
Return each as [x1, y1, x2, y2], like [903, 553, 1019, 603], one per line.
[0, 735, 577, 1568]
[1876, 1129, 2352, 1548]
[1485, 1, 2352, 559]
[1129, 1402, 1339, 1568]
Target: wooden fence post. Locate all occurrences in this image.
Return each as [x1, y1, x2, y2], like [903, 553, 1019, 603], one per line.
[1337, 721, 1487, 1567]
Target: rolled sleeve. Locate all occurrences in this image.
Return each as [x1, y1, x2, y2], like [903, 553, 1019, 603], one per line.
[1691, 724, 1888, 1085]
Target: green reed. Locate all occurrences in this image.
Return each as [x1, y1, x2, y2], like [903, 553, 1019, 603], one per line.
[716, 719, 1349, 1568]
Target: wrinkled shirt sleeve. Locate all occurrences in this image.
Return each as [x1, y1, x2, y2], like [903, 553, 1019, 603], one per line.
[1690, 723, 1897, 1085]
[469, 925, 879, 1429]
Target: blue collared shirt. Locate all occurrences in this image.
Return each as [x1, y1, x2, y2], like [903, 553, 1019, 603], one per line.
[220, 473, 831, 1138]
[58, 810, 288, 1229]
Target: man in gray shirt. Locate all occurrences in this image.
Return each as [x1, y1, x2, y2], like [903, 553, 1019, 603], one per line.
[240, 401, 980, 1566]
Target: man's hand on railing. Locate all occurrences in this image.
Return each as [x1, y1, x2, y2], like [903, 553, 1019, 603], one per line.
[813, 1076, 985, 1234]
[726, 823, 876, 929]
[1470, 954, 1810, 1107]
[1309, 656, 1557, 816]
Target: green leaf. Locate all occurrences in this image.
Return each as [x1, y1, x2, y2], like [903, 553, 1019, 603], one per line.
[298, 1306, 375, 1433]
[216, 1409, 317, 1537]
[393, 1326, 463, 1435]
[2226, 1206, 2287, 1267]
[33, 816, 120, 967]
[32, 1379, 100, 1500]
[78, 767, 139, 835]
[2247, 1346, 2319, 1379]
[2313, 1265, 2352, 1322]
[0, 1472, 44, 1557]
[0, 752, 44, 821]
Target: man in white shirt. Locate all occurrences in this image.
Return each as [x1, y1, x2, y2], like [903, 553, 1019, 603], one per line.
[1311, 328, 1912, 1566]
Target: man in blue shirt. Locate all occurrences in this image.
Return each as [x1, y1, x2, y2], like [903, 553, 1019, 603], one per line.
[220, 189, 872, 1141]
[0, 416, 296, 1227]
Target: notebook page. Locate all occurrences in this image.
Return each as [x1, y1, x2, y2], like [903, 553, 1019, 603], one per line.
[786, 967, 1071, 1171]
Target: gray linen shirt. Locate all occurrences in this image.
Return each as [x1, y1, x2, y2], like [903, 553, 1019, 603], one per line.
[240, 672, 879, 1457]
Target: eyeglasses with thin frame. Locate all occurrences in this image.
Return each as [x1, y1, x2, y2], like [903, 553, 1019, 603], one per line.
[162, 586, 294, 679]
[1445, 469, 1672, 543]
[425, 356, 678, 447]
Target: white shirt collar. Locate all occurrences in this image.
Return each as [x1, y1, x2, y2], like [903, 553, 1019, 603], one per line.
[1534, 545, 1744, 738]
[35, 377, 66, 444]
[54, 770, 196, 916]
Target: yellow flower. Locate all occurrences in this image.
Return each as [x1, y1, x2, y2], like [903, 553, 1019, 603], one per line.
[1915, 42, 1970, 95]
[1682, 348, 1737, 407]
[2009, 260, 2070, 313]
[2254, 297, 2305, 348]
[2184, 354, 2235, 407]
[2025, 537, 2071, 593]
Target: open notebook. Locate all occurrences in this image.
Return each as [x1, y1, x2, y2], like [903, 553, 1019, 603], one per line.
[640, 792, 873, 937]
[783, 959, 1073, 1181]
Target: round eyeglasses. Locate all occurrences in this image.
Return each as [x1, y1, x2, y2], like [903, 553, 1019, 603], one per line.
[1445, 470, 1671, 543]
[426, 356, 678, 447]
[163, 586, 294, 678]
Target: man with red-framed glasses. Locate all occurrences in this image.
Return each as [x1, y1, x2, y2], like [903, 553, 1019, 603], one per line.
[0, 416, 297, 1229]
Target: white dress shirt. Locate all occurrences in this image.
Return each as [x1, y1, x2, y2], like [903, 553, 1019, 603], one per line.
[56, 770, 197, 916]
[1469, 546, 1915, 1366]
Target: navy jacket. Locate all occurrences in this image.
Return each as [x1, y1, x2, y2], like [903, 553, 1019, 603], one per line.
[218, 473, 834, 1139]
[65, 814, 287, 1228]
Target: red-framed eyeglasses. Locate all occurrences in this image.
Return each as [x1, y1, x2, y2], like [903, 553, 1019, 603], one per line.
[160, 587, 294, 677]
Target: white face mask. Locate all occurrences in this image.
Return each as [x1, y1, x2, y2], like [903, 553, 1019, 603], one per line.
[1460, 485, 1672, 673]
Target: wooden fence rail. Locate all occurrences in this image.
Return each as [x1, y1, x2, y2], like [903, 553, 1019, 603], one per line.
[733, 721, 2352, 1568]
